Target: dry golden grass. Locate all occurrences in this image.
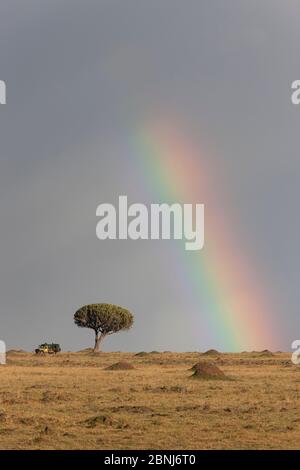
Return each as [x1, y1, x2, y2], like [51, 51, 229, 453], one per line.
[0, 350, 298, 449]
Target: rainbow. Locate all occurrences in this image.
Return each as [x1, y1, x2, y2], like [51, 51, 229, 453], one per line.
[133, 120, 278, 351]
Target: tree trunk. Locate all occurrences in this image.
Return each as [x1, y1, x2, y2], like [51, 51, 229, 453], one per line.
[93, 332, 104, 352]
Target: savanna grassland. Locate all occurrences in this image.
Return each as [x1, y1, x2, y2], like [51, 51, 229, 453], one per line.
[0, 350, 299, 449]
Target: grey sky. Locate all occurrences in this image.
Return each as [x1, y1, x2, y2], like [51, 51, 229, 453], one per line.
[0, 0, 299, 351]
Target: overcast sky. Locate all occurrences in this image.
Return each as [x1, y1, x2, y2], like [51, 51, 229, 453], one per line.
[0, 0, 299, 352]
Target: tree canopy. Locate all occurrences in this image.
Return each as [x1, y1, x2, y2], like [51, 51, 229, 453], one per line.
[74, 303, 134, 352]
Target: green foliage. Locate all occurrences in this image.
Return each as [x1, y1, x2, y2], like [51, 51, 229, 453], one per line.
[74, 304, 134, 336]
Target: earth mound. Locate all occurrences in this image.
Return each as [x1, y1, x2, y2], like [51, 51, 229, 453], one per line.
[105, 361, 135, 370]
[190, 361, 226, 379]
[7, 349, 25, 354]
[260, 349, 274, 357]
[202, 349, 220, 356]
[77, 348, 94, 353]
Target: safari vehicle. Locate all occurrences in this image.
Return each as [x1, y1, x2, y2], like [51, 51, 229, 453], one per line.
[35, 343, 61, 355]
